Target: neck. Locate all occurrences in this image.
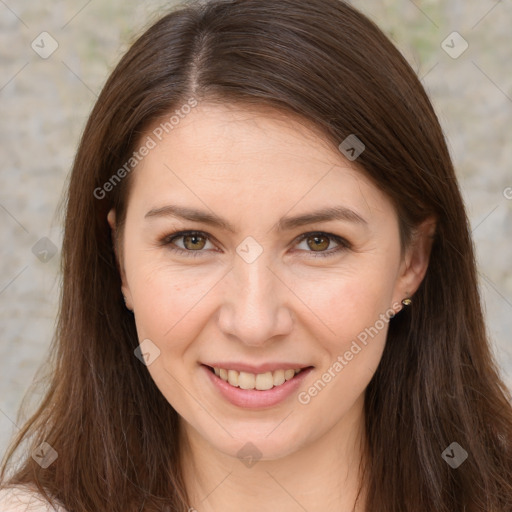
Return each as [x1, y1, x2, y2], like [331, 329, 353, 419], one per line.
[179, 394, 368, 512]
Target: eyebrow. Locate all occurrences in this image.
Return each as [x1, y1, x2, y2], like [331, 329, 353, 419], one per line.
[144, 204, 368, 232]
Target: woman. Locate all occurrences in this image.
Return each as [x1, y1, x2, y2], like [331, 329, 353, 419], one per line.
[1, 0, 511, 510]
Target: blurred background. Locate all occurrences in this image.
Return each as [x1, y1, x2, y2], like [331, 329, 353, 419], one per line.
[1, 0, 511, 458]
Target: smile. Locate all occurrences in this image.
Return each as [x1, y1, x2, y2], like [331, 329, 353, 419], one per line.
[211, 366, 304, 390]
[201, 364, 314, 409]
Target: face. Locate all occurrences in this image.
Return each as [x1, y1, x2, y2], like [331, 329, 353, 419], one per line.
[109, 102, 432, 461]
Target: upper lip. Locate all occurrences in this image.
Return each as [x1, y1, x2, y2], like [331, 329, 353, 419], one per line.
[202, 362, 312, 374]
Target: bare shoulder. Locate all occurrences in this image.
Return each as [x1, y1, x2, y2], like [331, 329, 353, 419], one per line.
[0, 485, 67, 512]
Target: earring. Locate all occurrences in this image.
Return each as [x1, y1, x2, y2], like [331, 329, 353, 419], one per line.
[401, 297, 412, 306]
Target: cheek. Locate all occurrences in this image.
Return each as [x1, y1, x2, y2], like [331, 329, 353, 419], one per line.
[128, 263, 221, 344]
[125, 262, 223, 416]
[289, 253, 399, 339]
[295, 274, 393, 417]
[290, 254, 398, 409]
[307, 276, 391, 368]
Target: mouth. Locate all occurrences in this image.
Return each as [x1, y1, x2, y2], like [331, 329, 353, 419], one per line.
[202, 364, 313, 391]
[201, 363, 314, 408]
[204, 364, 312, 391]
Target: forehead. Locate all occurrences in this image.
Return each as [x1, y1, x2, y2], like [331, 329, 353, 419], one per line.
[145, 102, 340, 170]
[127, 102, 393, 224]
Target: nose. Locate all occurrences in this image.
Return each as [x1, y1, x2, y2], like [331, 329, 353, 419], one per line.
[217, 254, 294, 347]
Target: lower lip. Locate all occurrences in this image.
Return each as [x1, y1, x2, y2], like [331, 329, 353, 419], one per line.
[201, 364, 313, 409]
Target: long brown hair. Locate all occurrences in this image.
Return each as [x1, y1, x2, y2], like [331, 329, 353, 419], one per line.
[2, 0, 512, 510]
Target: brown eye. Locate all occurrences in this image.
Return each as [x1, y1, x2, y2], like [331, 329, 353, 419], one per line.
[182, 233, 207, 250]
[161, 230, 349, 259]
[295, 232, 350, 258]
[161, 230, 214, 256]
[306, 234, 330, 252]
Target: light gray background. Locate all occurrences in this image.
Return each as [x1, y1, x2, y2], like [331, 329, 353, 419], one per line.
[1, 0, 511, 459]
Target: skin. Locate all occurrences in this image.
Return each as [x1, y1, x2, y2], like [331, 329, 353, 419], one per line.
[108, 102, 436, 512]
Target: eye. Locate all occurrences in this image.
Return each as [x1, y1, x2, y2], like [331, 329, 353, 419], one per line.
[293, 232, 350, 258]
[160, 230, 216, 257]
[159, 230, 350, 258]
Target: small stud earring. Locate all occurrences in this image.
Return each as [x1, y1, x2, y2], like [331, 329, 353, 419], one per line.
[401, 297, 412, 306]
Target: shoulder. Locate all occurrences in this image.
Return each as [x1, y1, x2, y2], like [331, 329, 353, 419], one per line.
[0, 485, 67, 512]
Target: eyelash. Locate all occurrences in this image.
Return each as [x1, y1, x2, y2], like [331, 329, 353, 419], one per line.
[159, 230, 351, 259]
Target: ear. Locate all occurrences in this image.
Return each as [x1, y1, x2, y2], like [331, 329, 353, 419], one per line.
[107, 208, 133, 310]
[392, 216, 437, 307]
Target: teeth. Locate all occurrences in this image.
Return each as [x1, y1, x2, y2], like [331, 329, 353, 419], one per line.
[212, 366, 304, 390]
[284, 369, 295, 380]
[238, 371, 255, 389]
[227, 369, 239, 387]
[273, 369, 285, 386]
[255, 372, 273, 391]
